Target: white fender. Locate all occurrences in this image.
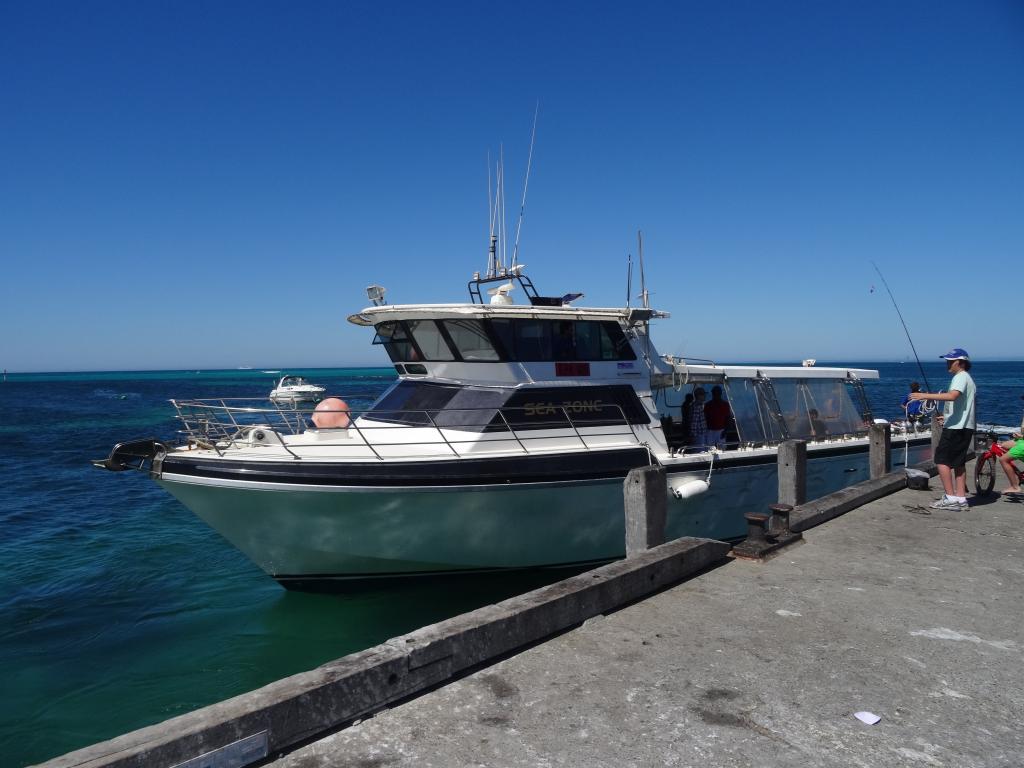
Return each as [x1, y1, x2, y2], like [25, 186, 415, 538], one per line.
[668, 477, 710, 500]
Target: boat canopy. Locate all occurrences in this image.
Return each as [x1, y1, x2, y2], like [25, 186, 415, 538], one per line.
[655, 363, 879, 381]
[347, 303, 666, 327]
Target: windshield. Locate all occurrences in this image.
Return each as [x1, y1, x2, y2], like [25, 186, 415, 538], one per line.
[371, 318, 635, 363]
[364, 381, 649, 432]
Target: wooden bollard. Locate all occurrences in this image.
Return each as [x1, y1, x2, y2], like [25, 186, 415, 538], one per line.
[777, 440, 807, 507]
[624, 465, 667, 556]
[869, 422, 892, 479]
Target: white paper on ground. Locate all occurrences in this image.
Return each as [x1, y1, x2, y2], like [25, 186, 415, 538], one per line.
[854, 711, 881, 725]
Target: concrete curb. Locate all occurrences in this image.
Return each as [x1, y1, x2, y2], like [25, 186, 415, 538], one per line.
[789, 460, 938, 532]
[39, 537, 731, 768]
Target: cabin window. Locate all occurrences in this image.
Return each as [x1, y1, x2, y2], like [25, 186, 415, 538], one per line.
[364, 381, 648, 432]
[366, 381, 504, 429]
[846, 379, 874, 424]
[406, 320, 455, 361]
[724, 378, 787, 445]
[483, 319, 635, 362]
[442, 319, 501, 361]
[486, 319, 516, 359]
[771, 378, 869, 439]
[513, 319, 553, 361]
[374, 317, 636, 364]
[367, 380, 459, 425]
[372, 321, 419, 362]
[575, 321, 636, 361]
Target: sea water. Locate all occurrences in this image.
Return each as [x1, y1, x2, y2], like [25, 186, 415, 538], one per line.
[2, 362, 1021, 765]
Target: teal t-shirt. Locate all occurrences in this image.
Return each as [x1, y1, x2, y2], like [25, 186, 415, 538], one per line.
[943, 370, 976, 430]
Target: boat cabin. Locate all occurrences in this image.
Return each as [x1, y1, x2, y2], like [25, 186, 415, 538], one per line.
[277, 375, 313, 389]
[348, 300, 877, 457]
[651, 364, 877, 453]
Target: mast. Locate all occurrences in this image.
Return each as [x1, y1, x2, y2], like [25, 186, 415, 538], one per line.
[638, 230, 649, 309]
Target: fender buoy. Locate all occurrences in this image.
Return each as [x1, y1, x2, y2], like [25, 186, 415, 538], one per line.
[668, 478, 710, 500]
[312, 398, 351, 429]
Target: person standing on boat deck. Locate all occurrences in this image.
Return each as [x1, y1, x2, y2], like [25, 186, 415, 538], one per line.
[553, 321, 576, 359]
[680, 392, 695, 445]
[689, 387, 708, 449]
[909, 349, 976, 511]
[704, 385, 731, 448]
[809, 409, 828, 439]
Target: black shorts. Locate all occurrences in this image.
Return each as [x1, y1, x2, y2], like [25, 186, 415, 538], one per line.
[934, 428, 975, 468]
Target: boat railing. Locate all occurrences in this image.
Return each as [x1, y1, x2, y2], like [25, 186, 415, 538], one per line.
[169, 398, 644, 460]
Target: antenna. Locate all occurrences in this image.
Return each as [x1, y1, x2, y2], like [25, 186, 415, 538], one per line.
[486, 151, 497, 278]
[511, 102, 539, 270]
[488, 151, 504, 276]
[499, 145, 507, 272]
[637, 230, 649, 308]
[626, 253, 633, 309]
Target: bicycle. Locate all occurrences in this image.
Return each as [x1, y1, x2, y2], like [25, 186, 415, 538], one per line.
[973, 431, 1024, 495]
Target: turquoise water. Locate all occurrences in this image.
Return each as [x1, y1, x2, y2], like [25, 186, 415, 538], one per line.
[2, 363, 1021, 766]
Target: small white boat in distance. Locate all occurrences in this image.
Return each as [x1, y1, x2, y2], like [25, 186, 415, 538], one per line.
[802, 359, 816, 367]
[269, 375, 326, 406]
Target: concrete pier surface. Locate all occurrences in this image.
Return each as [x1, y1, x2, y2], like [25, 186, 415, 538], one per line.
[275, 478, 1024, 768]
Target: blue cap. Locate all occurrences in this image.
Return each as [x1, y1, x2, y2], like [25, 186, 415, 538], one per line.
[939, 348, 970, 361]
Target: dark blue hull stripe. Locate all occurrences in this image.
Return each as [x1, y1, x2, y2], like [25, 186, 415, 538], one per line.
[160, 436, 930, 487]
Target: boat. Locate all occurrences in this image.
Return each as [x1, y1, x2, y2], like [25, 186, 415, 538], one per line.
[268, 375, 326, 406]
[94, 264, 934, 591]
[802, 358, 816, 367]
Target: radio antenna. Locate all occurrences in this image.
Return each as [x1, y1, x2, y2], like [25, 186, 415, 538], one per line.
[637, 230, 649, 308]
[499, 144, 507, 271]
[871, 261, 931, 391]
[486, 151, 497, 278]
[626, 253, 633, 308]
[511, 102, 539, 270]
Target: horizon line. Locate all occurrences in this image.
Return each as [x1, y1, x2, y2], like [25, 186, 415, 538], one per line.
[4, 358, 1024, 376]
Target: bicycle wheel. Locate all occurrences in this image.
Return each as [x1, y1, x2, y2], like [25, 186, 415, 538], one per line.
[974, 456, 996, 496]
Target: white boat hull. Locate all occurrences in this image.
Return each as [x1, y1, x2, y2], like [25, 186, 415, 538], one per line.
[157, 439, 932, 589]
[269, 390, 324, 404]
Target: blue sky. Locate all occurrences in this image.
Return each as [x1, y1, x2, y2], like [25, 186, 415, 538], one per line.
[2, 1, 1022, 371]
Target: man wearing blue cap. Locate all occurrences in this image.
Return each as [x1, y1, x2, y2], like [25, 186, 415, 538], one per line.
[909, 348, 976, 510]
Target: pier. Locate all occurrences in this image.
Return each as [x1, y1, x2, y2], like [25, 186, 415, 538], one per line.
[40, 438, 1024, 768]
[277, 465, 1024, 767]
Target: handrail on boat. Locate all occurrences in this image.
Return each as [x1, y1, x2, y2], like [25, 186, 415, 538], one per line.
[168, 398, 641, 460]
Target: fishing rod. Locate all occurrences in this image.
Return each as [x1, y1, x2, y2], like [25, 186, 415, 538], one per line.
[871, 261, 931, 392]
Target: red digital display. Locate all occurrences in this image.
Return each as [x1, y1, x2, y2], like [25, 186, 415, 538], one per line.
[555, 362, 591, 377]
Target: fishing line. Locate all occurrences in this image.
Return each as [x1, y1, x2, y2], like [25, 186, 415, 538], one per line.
[871, 261, 932, 392]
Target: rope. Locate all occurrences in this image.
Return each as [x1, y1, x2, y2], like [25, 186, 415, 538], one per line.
[705, 450, 715, 485]
[674, 356, 689, 392]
